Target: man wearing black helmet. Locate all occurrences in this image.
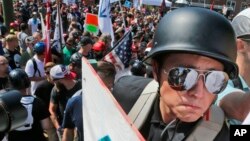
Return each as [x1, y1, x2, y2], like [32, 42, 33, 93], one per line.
[69, 52, 82, 80]
[114, 7, 237, 140]
[7, 69, 52, 141]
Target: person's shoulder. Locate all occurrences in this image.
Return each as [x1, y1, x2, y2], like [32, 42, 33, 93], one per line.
[68, 94, 82, 105]
[72, 89, 82, 97]
[113, 76, 154, 113]
[113, 75, 153, 93]
[25, 58, 34, 67]
[215, 80, 244, 105]
[28, 18, 32, 23]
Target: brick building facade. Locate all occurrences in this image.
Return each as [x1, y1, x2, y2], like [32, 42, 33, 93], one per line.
[189, 0, 250, 15]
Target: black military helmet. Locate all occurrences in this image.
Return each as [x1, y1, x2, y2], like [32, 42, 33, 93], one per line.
[144, 7, 238, 79]
[70, 52, 82, 68]
[131, 60, 146, 76]
[9, 69, 30, 90]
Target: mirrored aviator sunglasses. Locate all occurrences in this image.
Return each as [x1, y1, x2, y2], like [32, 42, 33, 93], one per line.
[164, 67, 229, 94]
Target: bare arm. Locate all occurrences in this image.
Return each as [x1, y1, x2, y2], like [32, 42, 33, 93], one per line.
[40, 117, 53, 130]
[219, 91, 250, 121]
[62, 128, 74, 141]
[49, 102, 61, 129]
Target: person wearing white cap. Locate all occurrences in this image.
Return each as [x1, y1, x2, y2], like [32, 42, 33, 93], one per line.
[216, 8, 250, 124]
[48, 64, 81, 140]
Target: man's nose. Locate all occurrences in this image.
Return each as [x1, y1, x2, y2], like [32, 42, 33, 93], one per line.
[187, 75, 206, 98]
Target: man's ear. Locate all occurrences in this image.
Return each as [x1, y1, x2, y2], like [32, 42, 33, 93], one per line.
[236, 39, 245, 53]
[151, 60, 159, 82]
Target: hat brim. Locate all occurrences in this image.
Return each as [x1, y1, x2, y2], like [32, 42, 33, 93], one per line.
[64, 72, 77, 79]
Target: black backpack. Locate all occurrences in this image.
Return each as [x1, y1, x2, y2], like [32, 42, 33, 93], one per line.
[31, 58, 41, 77]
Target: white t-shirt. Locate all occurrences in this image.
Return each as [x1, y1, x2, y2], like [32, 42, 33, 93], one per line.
[25, 55, 45, 95]
[28, 18, 41, 35]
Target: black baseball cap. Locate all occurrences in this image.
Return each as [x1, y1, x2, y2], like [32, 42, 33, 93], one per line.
[79, 36, 94, 47]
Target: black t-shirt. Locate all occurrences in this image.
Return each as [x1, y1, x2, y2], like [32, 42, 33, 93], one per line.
[0, 77, 8, 90]
[50, 81, 82, 123]
[34, 80, 54, 109]
[8, 96, 50, 141]
[3, 48, 21, 70]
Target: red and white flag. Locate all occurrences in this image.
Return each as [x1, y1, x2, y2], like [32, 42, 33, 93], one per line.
[44, 1, 52, 63]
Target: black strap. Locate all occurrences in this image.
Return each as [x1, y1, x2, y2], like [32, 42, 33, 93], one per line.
[232, 77, 243, 90]
[32, 58, 41, 77]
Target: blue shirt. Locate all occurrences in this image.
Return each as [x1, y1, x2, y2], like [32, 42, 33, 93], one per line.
[62, 91, 83, 141]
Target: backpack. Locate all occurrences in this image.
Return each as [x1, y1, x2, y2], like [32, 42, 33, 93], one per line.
[31, 58, 41, 77]
[18, 32, 28, 51]
[15, 96, 35, 131]
[128, 80, 225, 141]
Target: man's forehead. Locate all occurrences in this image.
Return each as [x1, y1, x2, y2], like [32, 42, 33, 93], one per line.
[163, 53, 224, 69]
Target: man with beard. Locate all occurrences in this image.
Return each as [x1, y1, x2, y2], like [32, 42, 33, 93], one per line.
[0, 55, 9, 90]
[49, 65, 81, 140]
[3, 34, 21, 70]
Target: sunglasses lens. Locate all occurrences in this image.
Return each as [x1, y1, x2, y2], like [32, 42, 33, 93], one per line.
[168, 68, 198, 91]
[168, 67, 228, 94]
[205, 71, 228, 94]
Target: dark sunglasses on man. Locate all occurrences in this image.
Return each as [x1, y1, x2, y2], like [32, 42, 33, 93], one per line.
[164, 67, 229, 94]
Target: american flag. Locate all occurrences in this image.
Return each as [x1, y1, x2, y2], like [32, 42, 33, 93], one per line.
[104, 31, 132, 71]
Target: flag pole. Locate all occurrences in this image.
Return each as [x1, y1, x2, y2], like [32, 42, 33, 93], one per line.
[118, 0, 127, 29]
[57, 0, 63, 53]
[45, 0, 52, 63]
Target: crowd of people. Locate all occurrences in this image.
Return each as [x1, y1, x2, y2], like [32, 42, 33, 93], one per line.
[0, 0, 250, 141]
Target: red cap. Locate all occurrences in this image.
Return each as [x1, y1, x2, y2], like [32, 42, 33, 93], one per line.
[92, 41, 106, 52]
[10, 22, 17, 27]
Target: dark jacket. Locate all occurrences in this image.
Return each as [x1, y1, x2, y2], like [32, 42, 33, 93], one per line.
[113, 75, 230, 141]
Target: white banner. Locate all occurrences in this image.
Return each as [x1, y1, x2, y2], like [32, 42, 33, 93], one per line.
[98, 0, 114, 46]
[110, 0, 119, 3]
[82, 57, 145, 141]
[133, 0, 140, 10]
[141, 0, 172, 7]
[141, 0, 162, 6]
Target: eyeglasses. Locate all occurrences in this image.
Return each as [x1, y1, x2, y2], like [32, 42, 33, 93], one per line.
[164, 67, 229, 94]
